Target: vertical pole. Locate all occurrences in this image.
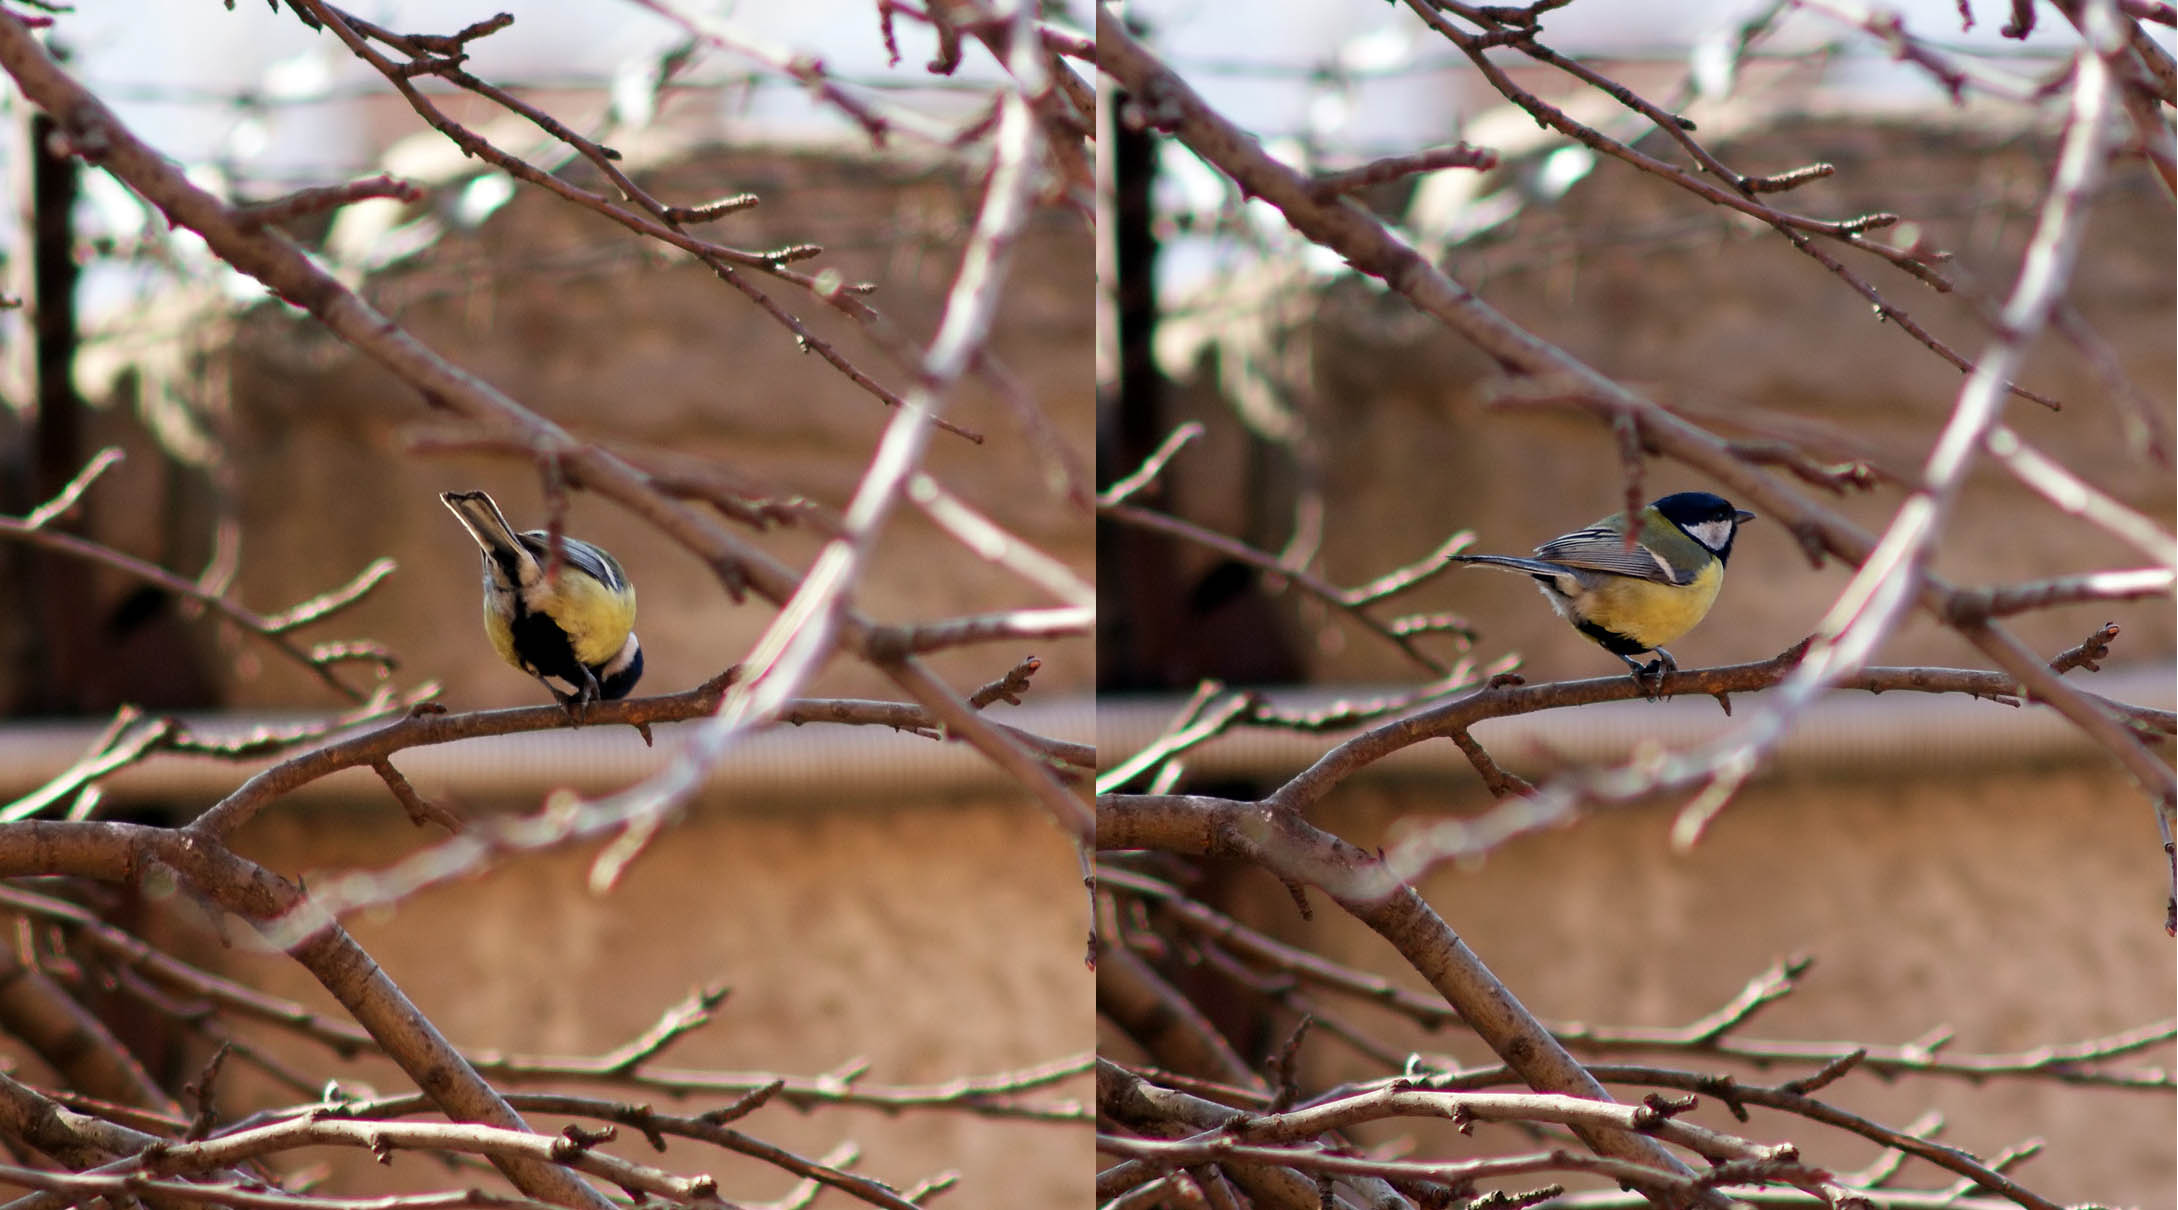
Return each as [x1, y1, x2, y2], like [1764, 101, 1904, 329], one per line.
[1095, 77, 1172, 693]
[23, 108, 91, 713]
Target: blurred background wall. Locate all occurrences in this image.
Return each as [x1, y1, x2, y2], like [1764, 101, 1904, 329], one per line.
[1098, 106, 2174, 1205]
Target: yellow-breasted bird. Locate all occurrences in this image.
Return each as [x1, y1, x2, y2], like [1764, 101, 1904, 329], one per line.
[1449, 491, 1755, 691]
[441, 490, 642, 708]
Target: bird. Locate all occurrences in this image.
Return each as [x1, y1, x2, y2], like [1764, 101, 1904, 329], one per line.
[440, 490, 642, 712]
[1449, 491, 1755, 694]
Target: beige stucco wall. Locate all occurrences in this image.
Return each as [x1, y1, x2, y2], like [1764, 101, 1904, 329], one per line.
[201, 789, 1090, 1209]
[1271, 763, 2172, 1204]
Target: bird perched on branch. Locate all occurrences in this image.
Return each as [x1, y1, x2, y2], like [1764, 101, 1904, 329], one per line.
[440, 490, 642, 712]
[1449, 491, 1755, 695]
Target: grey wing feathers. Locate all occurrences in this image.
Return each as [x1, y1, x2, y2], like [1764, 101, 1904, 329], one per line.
[523, 532, 630, 593]
[1531, 526, 1684, 584]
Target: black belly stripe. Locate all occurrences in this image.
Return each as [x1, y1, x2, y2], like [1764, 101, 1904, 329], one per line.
[508, 605, 587, 684]
[1574, 615, 1653, 657]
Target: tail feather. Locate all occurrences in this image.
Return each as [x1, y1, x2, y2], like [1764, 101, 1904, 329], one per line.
[441, 490, 534, 574]
[1450, 553, 1570, 577]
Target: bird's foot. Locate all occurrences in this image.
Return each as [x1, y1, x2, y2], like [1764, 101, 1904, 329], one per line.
[550, 686, 597, 726]
[1627, 650, 1677, 701]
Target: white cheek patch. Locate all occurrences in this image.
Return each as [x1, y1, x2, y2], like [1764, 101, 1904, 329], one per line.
[1684, 518, 1735, 553]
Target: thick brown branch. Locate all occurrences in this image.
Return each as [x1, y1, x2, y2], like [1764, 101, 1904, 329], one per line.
[184, 678, 1091, 842]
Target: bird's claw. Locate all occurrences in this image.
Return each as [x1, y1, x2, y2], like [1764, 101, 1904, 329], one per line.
[550, 685, 597, 726]
[1627, 650, 1676, 701]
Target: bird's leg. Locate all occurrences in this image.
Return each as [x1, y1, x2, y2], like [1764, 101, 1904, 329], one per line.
[570, 666, 604, 725]
[543, 668, 601, 725]
[1645, 648, 1679, 697]
[1619, 648, 1675, 701]
[540, 680, 581, 722]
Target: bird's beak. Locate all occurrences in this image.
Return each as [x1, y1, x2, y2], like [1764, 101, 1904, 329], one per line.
[1735, 509, 1757, 524]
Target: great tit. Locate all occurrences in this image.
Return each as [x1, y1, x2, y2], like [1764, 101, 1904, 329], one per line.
[440, 490, 643, 710]
[1450, 491, 1755, 690]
